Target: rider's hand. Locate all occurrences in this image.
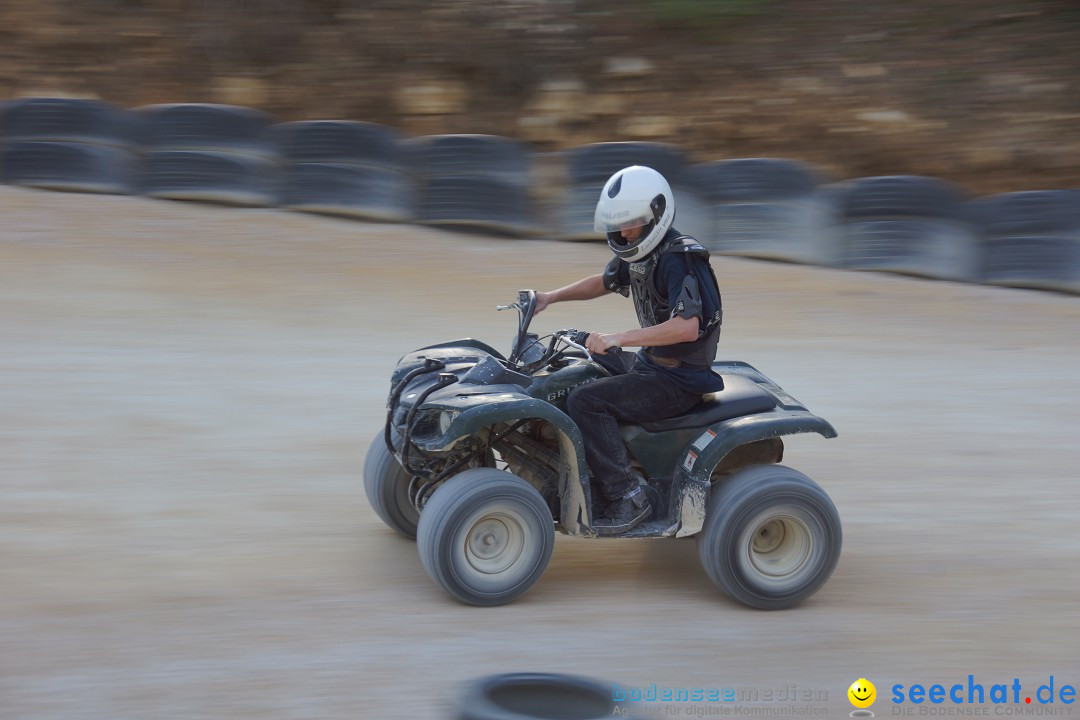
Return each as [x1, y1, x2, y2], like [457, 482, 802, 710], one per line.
[586, 332, 621, 355]
[534, 291, 552, 314]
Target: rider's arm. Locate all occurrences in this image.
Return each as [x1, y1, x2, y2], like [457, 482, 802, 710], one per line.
[586, 255, 706, 354]
[612, 315, 699, 348]
[587, 315, 697, 354]
[536, 274, 608, 313]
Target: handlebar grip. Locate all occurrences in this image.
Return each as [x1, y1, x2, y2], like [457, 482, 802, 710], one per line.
[566, 330, 623, 355]
[568, 330, 590, 345]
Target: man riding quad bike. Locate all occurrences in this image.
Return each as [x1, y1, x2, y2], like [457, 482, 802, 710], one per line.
[364, 167, 841, 608]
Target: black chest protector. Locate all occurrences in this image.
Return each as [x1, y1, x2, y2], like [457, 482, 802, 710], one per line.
[605, 235, 724, 368]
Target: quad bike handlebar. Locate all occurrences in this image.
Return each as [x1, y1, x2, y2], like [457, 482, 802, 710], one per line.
[498, 290, 626, 375]
[498, 289, 537, 367]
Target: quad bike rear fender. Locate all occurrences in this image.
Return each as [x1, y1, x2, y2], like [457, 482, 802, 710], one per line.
[671, 410, 837, 538]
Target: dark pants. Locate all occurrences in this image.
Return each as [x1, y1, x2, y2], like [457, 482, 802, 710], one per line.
[566, 366, 701, 501]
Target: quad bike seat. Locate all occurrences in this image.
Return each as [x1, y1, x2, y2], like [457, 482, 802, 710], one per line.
[639, 374, 777, 432]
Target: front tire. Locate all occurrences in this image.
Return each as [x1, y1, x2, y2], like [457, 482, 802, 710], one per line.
[417, 468, 555, 606]
[697, 464, 841, 609]
[363, 435, 420, 539]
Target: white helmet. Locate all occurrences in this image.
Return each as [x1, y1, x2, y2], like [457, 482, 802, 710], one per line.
[594, 165, 675, 262]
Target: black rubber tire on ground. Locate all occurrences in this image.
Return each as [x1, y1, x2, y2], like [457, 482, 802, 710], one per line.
[417, 468, 555, 606]
[143, 150, 282, 206]
[270, 120, 403, 166]
[697, 464, 841, 610]
[711, 202, 805, 244]
[682, 158, 822, 202]
[840, 175, 966, 221]
[416, 175, 534, 234]
[137, 103, 277, 155]
[280, 163, 414, 222]
[841, 219, 936, 268]
[362, 436, 420, 540]
[457, 673, 617, 720]
[405, 134, 530, 185]
[556, 182, 605, 240]
[838, 218, 981, 282]
[0, 97, 144, 147]
[966, 190, 1080, 237]
[0, 141, 141, 194]
[980, 235, 1080, 292]
[565, 141, 687, 185]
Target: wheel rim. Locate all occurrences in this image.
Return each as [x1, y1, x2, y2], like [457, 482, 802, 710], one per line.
[465, 514, 525, 575]
[736, 507, 819, 590]
[453, 503, 538, 592]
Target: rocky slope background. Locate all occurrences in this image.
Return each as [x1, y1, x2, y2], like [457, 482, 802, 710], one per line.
[1, 0, 1078, 194]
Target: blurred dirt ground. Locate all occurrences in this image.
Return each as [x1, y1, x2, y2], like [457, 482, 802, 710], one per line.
[1, 187, 1079, 718]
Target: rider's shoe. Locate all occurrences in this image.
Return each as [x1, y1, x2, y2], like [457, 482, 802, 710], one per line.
[594, 487, 652, 536]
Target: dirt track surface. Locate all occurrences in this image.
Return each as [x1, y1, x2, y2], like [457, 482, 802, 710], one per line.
[2, 186, 1079, 719]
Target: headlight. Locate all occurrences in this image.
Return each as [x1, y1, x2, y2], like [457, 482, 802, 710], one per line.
[438, 410, 460, 434]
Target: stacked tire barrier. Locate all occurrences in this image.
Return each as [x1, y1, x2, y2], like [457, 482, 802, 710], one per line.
[2, 95, 1078, 295]
[0, 98, 142, 194]
[138, 103, 282, 206]
[407, 134, 536, 235]
[273, 120, 412, 222]
[835, 175, 980, 282]
[682, 158, 837, 265]
[968, 190, 1080, 294]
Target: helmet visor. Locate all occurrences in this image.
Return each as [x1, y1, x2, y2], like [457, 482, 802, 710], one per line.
[594, 211, 654, 234]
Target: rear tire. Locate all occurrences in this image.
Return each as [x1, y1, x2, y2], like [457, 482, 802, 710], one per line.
[418, 468, 554, 606]
[697, 464, 841, 609]
[363, 435, 420, 539]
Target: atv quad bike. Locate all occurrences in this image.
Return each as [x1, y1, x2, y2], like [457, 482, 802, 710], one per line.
[365, 290, 840, 609]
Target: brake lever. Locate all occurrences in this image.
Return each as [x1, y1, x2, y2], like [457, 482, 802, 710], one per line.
[559, 331, 593, 361]
[496, 303, 520, 312]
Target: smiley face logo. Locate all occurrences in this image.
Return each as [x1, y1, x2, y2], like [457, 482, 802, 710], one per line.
[848, 678, 877, 709]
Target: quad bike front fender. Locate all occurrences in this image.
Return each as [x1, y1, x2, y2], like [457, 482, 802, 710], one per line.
[414, 337, 506, 360]
[671, 410, 838, 538]
[412, 396, 596, 536]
